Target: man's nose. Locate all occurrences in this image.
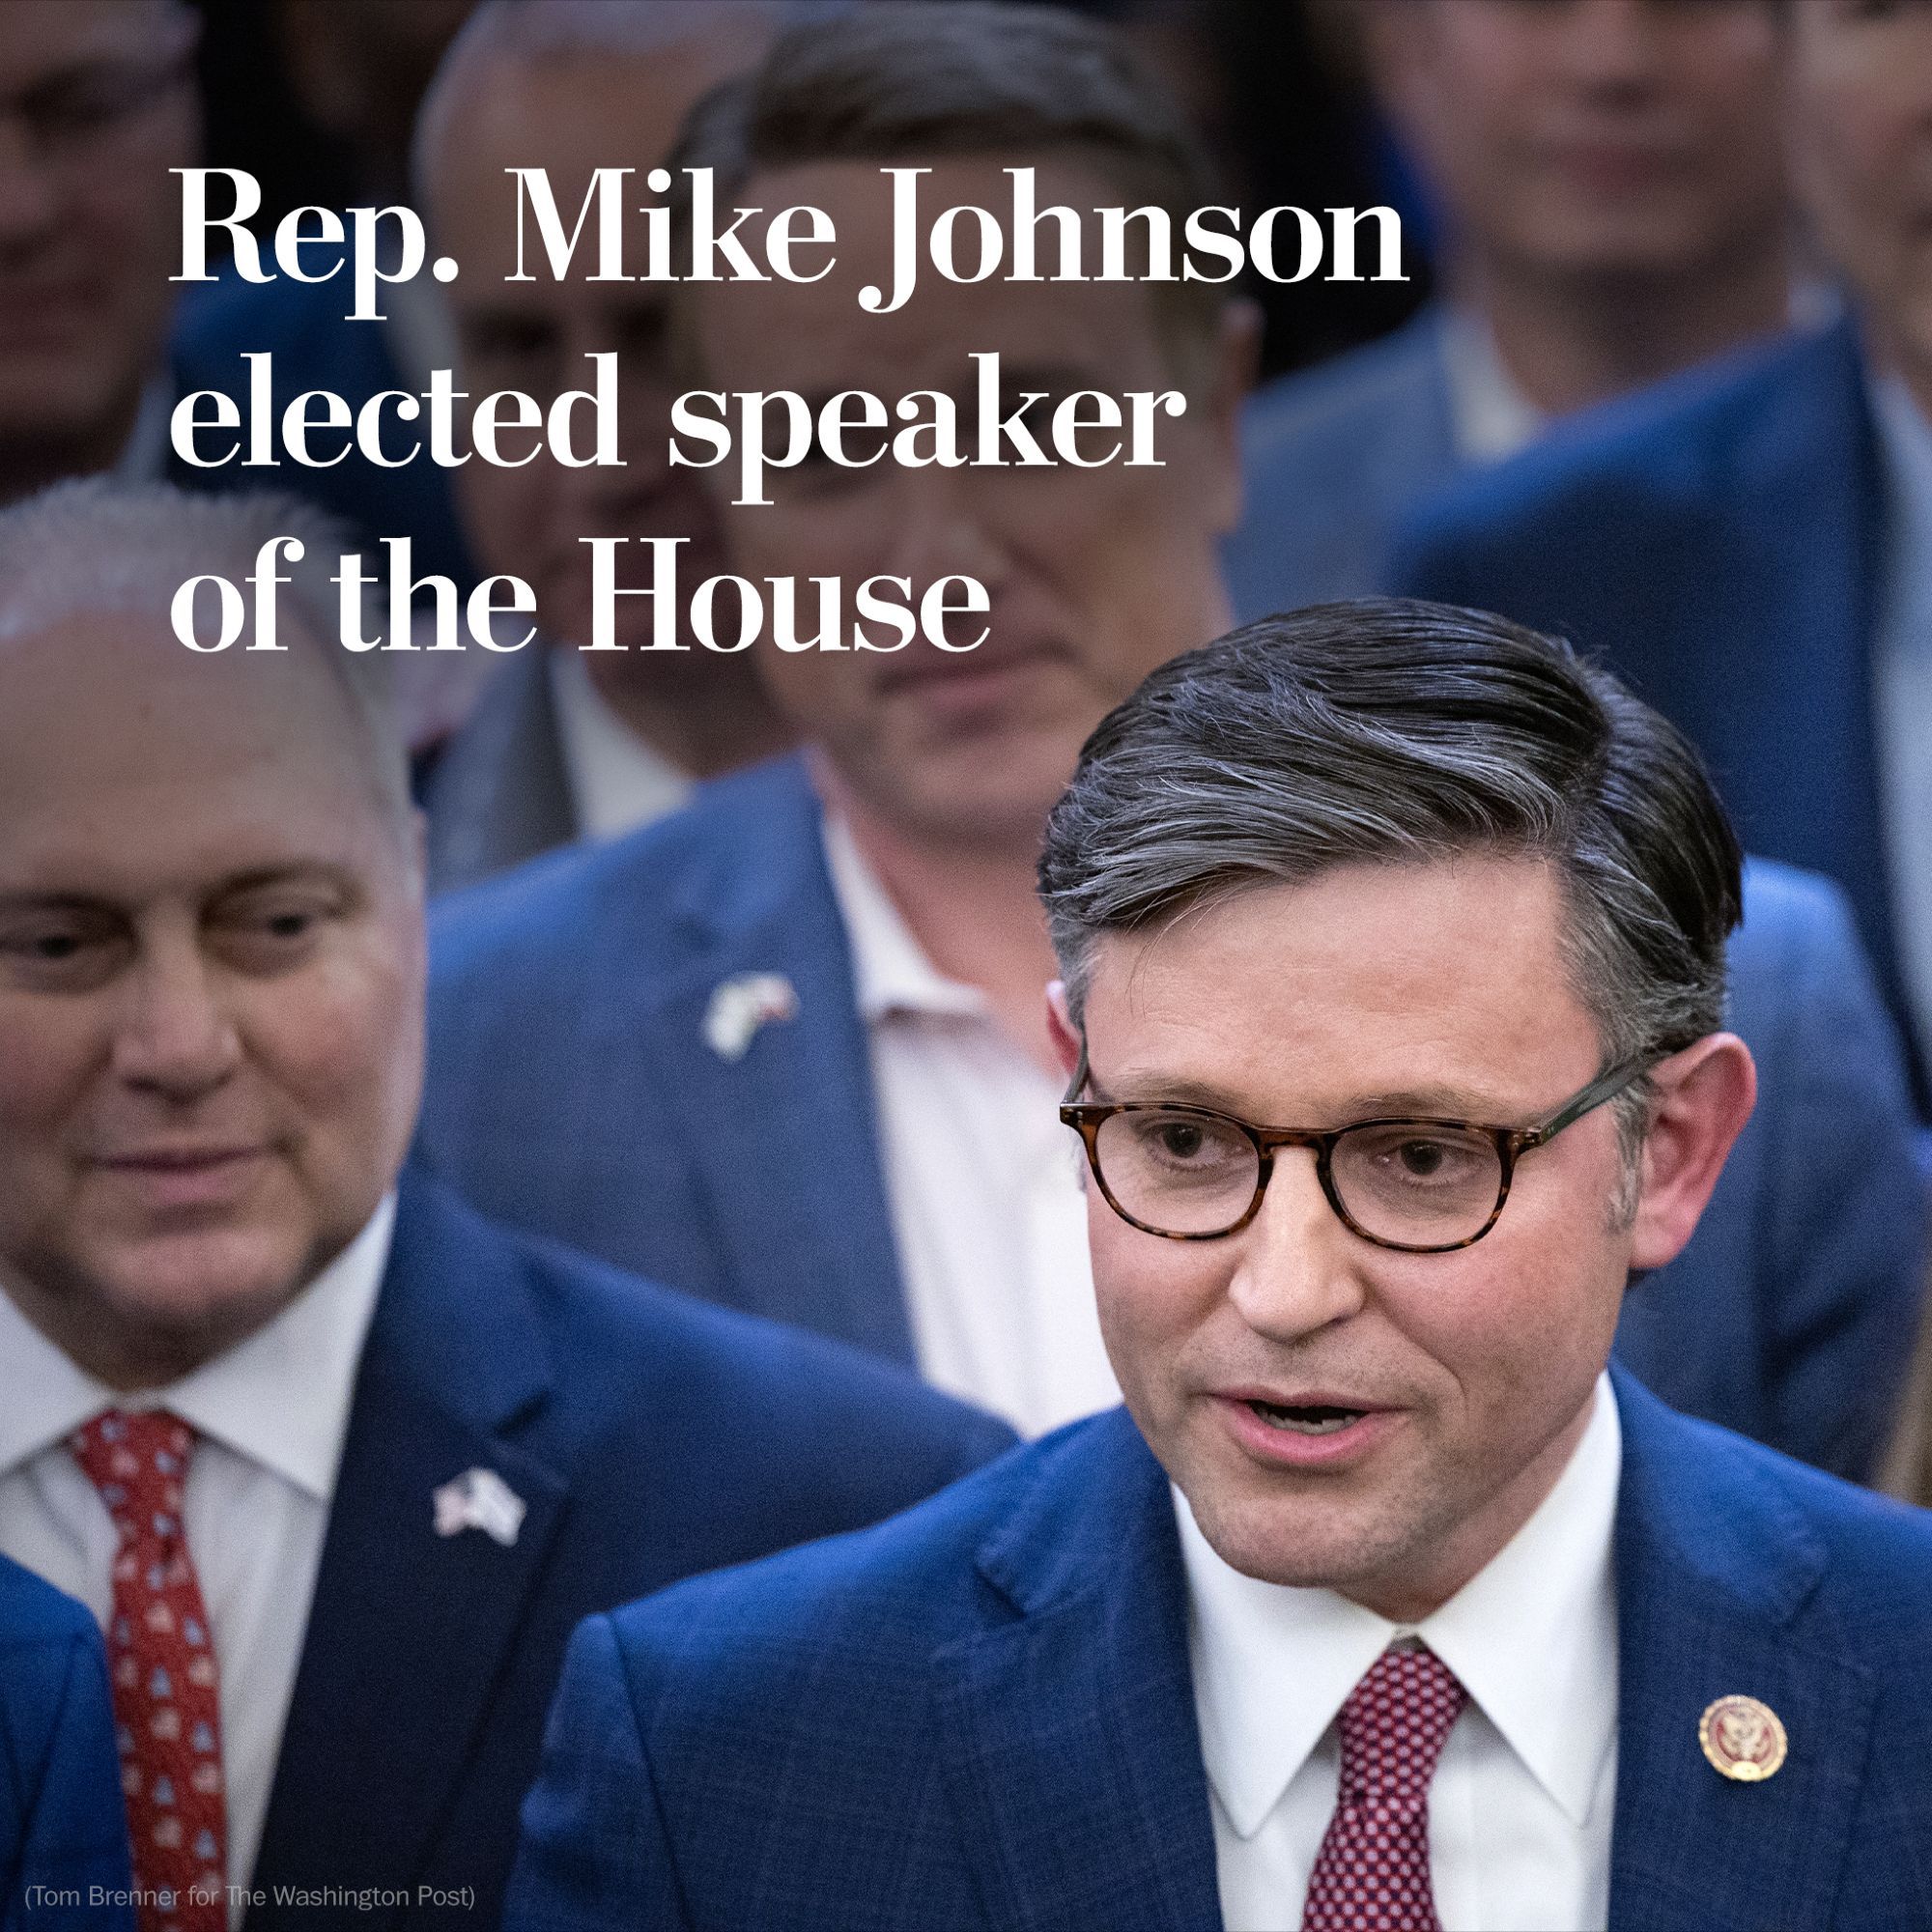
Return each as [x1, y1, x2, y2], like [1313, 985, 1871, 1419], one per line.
[880, 469, 1011, 591]
[108, 941, 242, 1100]
[1558, 0, 1668, 92]
[1226, 1149, 1370, 1343]
[0, 119, 64, 251]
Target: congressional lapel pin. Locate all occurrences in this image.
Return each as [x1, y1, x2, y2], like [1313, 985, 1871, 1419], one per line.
[1698, 1694, 1787, 1782]
[432, 1466, 526, 1548]
[703, 971, 800, 1064]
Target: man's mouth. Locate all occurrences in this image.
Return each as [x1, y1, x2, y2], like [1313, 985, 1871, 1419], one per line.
[1247, 1400, 1367, 1436]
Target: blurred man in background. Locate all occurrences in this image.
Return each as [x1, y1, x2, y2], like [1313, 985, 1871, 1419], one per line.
[0, 0, 197, 504]
[1227, 0, 1799, 616]
[1396, 0, 1932, 1093]
[413, 0, 796, 894]
[423, 0, 1924, 1476]
[425, 1, 1253, 1438]
[0, 481, 1010, 1930]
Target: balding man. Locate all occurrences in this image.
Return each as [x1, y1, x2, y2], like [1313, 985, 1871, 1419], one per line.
[0, 480, 1011, 1932]
[412, 0, 796, 893]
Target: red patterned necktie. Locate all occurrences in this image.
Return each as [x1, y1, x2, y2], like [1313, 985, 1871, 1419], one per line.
[1302, 1644, 1468, 1932]
[71, 1409, 228, 1932]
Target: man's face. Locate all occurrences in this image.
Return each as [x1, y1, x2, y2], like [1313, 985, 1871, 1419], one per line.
[689, 155, 1243, 849]
[0, 615, 425, 1386]
[1374, 0, 1786, 284]
[1073, 858, 1642, 1615]
[1787, 0, 1932, 401]
[431, 45, 760, 650]
[0, 1, 197, 471]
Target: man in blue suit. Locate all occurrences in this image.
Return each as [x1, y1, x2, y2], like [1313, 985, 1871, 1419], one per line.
[1225, 0, 1800, 620]
[0, 1558, 133, 1932]
[510, 603, 1932, 1932]
[1393, 1, 1932, 1083]
[422, 1, 1923, 1473]
[427, 3, 1258, 1439]
[0, 481, 1012, 1932]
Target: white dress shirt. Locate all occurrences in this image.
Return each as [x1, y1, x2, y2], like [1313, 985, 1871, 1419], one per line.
[821, 815, 1120, 1437]
[1179, 1374, 1621, 1932]
[0, 1200, 395, 1919]
[549, 646, 694, 842]
[1438, 309, 1547, 467]
[1872, 374, 1932, 1053]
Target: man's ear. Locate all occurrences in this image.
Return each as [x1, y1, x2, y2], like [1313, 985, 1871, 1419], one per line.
[1046, 980, 1084, 1084]
[1195, 298, 1264, 535]
[1628, 1034, 1757, 1270]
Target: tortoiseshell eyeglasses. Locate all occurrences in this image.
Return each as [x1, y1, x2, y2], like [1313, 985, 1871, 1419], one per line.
[1060, 1039, 1648, 1254]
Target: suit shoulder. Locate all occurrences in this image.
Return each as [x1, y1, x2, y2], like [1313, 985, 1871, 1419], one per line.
[429, 753, 816, 985]
[600, 1422, 1075, 1672]
[1399, 327, 1837, 563]
[0, 1553, 96, 1654]
[1244, 321, 1442, 465]
[477, 1200, 1012, 1480]
[1640, 1393, 1932, 1621]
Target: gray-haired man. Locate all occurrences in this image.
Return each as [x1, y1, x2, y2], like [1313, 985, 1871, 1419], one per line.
[0, 479, 1010, 1931]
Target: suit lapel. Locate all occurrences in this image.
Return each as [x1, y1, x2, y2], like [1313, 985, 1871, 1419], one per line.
[1607, 1375, 1874, 1932]
[246, 1178, 567, 1928]
[1701, 323, 1898, 1002]
[621, 758, 914, 1362]
[936, 1412, 1222, 1932]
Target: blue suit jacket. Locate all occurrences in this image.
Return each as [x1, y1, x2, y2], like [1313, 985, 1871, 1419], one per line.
[1224, 308, 1460, 620]
[239, 1170, 1012, 1931]
[506, 1376, 1932, 1932]
[0, 1558, 131, 1932]
[1390, 319, 1918, 1078]
[422, 754, 1925, 1478]
[168, 268, 475, 585]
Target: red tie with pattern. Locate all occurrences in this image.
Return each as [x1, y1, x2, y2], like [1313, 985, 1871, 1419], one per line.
[1302, 1644, 1468, 1932]
[71, 1410, 228, 1932]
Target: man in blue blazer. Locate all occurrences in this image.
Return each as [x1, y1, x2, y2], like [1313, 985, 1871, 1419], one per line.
[509, 604, 1932, 1932]
[426, 751, 1925, 1481]
[422, 0, 1922, 1466]
[0, 482, 1012, 1932]
[1225, 0, 1798, 621]
[0, 1559, 133, 1932]
[1394, 5, 1932, 1083]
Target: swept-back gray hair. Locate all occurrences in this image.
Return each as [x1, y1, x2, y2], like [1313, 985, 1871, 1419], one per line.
[0, 478, 409, 824]
[1039, 598, 1744, 1155]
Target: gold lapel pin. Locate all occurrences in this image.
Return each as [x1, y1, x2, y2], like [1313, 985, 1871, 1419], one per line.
[1699, 1695, 1787, 1782]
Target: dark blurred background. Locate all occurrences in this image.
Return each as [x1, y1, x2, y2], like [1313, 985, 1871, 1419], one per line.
[185, 0, 1431, 382]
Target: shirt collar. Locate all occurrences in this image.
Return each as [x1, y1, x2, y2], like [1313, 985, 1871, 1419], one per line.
[548, 648, 693, 843]
[820, 810, 986, 1025]
[1437, 307, 1546, 467]
[1873, 373, 1932, 588]
[0, 1196, 395, 1503]
[1179, 1372, 1621, 1839]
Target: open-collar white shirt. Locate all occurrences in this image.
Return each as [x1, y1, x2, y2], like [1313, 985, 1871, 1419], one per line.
[821, 813, 1120, 1436]
[1178, 1373, 1622, 1932]
[0, 1199, 394, 1917]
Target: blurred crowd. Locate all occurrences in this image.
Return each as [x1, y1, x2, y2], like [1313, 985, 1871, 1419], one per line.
[2, 2, 1931, 1927]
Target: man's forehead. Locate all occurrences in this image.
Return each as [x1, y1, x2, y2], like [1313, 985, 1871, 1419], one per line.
[0, 613, 374, 815]
[1081, 859, 1598, 1102]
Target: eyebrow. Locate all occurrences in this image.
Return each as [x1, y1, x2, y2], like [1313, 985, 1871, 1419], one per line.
[1084, 1068, 1525, 1125]
[0, 863, 354, 911]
